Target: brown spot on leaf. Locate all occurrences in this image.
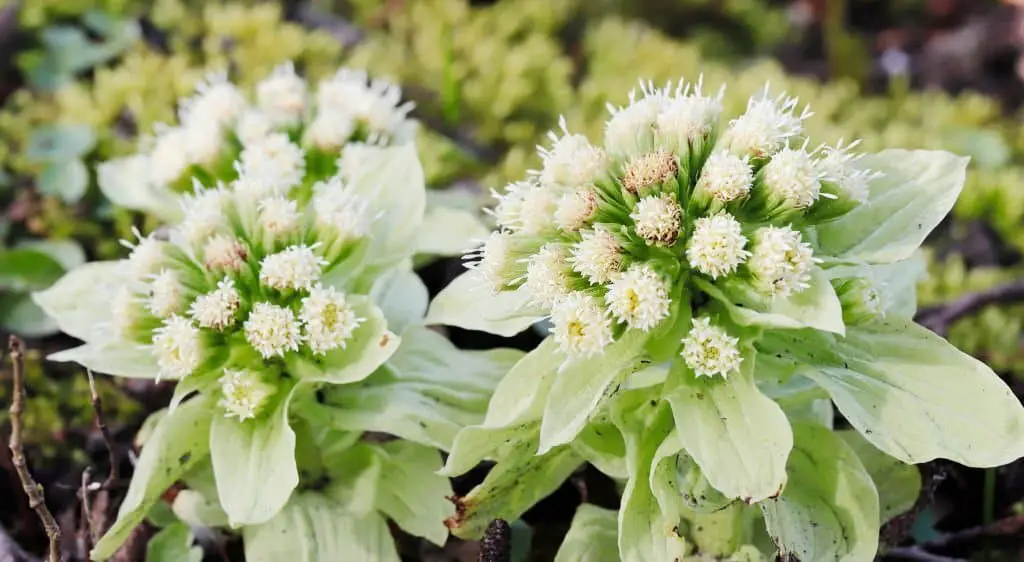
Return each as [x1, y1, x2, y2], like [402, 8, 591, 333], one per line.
[378, 333, 391, 348]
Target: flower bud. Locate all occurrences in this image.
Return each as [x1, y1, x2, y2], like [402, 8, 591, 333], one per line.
[832, 276, 886, 325]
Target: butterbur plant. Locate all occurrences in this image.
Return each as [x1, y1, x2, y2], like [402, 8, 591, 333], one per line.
[426, 79, 1024, 560]
[32, 103, 519, 559]
[96, 61, 481, 260]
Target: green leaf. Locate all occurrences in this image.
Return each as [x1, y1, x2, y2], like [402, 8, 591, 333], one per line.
[32, 261, 123, 340]
[243, 493, 400, 562]
[573, 418, 627, 479]
[374, 441, 453, 546]
[321, 326, 521, 450]
[760, 423, 879, 562]
[813, 150, 969, 264]
[424, 271, 545, 337]
[0, 293, 59, 337]
[664, 353, 793, 503]
[92, 397, 214, 560]
[97, 156, 184, 222]
[286, 296, 399, 385]
[415, 203, 489, 257]
[0, 248, 67, 292]
[210, 385, 299, 527]
[15, 239, 86, 270]
[838, 430, 920, 523]
[39, 159, 89, 203]
[786, 319, 1024, 467]
[448, 437, 582, 539]
[48, 340, 161, 379]
[613, 403, 687, 562]
[440, 422, 538, 478]
[322, 444, 381, 516]
[700, 268, 845, 335]
[482, 337, 561, 428]
[171, 489, 228, 529]
[539, 330, 650, 454]
[145, 522, 202, 562]
[345, 143, 426, 272]
[25, 124, 96, 162]
[369, 264, 428, 334]
[555, 504, 620, 562]
[688, 503, 747, 557]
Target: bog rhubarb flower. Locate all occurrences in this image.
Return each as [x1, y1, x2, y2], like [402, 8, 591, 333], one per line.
[97, 62, 419, 223]
[444, 78, 868, 360]
[429, 77, 1024, 562]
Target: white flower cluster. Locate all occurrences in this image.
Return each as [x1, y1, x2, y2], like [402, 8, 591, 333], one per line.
[99, 62, 417, 198]
[112, 139, 374, 419]
[469, 77, 880, 375]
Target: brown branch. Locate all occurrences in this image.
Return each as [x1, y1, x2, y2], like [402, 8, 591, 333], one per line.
[7, 336, 62, 562]
[915, 280, 1024, 335]
[882, 546, 966, 562]
[86, 370, 119, 489]
[882, 513, 1024, 561]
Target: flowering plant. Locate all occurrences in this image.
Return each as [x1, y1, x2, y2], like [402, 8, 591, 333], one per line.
[32, 73, 518, 560]
[96, 61, 485, 260]
[426, 79, 1024, 560]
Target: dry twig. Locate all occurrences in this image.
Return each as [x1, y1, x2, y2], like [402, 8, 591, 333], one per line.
[916, 280, 1024, 335]
[7, 336, 62, 562]
[883, 513, 1024, 561]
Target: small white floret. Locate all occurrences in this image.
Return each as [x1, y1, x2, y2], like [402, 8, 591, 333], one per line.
[680, 317, 742, 378]
[244, 302, 302, 358]
[686, 214, 751, 279]
[605, 264, 671, 331]
[550, 292, 614, 357]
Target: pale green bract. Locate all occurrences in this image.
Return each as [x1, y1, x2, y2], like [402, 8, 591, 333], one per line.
[34, 67, 508, 560]
[431, 78, 1024, 561]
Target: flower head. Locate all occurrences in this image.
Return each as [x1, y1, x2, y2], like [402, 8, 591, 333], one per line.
[244, 302, 303, 358]
[748, 226, 816, 298]
[179, 71, 247, 128]
[467, 231, 522, 291]
[570, 226, 623, 284]
[239, 133, 305, 193]
[656, 78, 723, 149]
[686, 214, 750, 279]
[695, 151, 753, 203]
[605, 84, 666, 156]
[190, 278, 241, 330]
[554, 189, 598, 233]
[258, 196, 302, 237]
[631, 193, 682, 246]
[621, 150, 679, 195]
[721, 87, 809, 157]
[524, 244, 574, 307]
[539, 117, 609, 189]
[202, 235, 248, 272]
[681, 317, 742, 378]
[256, 62, 308, 127]
[299, 286, 364, 354]
[551, 292, 614, 357]
[218, 369, 276, 421]
[316, 68, 416, 143]
[605, 264, 671, 331]
[152, 315, 202, 379]
[761, 147, 822, 209]
[149, 269, 184, 318]
[260, 245, 327, 292]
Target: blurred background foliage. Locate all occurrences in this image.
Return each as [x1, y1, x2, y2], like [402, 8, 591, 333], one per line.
[0, 0, 1023, 510]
